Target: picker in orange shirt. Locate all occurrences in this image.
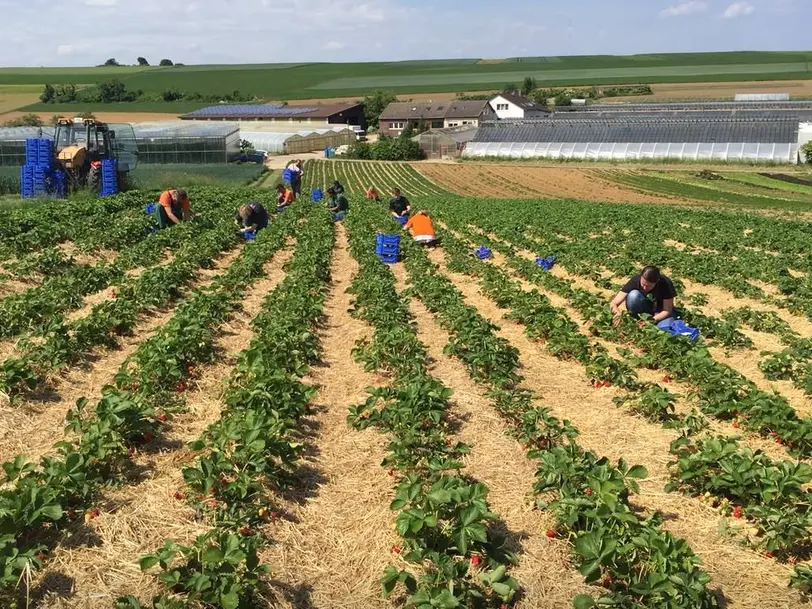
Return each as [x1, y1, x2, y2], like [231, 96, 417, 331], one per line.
[404, 210, 438, 246]
[156, 188, 193, 228]
[276, 184, 295, 208]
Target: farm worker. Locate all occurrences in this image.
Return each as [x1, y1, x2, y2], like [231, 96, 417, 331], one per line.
[610, 265, 679, 330]
[289, 160, 303, 196]
[365, 185, 380, 202]
[235, 201, 269, 233]
[331, 180, 346, 196]
[389, 188, 411, 219]
[327, 187, 349, 217]
[156, 188, 192, 229]
[276, 184, 295, 208]
[404, 210, 437, 246]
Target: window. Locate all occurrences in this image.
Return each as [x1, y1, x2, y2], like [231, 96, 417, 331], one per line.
[462, 121, 471, 125]
[391, 122, 405, 129]
[431, 120, 443, 129]
[447, 122, 459, 127]
[496, 103, 509, 111]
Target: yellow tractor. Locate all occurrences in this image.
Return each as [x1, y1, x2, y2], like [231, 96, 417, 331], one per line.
[53, 117, 138, 193]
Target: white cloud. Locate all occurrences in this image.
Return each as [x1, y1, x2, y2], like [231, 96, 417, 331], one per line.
[83, 0, 117, 5]
[324, 41, 346, 51]
[56, 44, 76, 56]
[723, 2, 755, 18]
[659, 1, 707, 17]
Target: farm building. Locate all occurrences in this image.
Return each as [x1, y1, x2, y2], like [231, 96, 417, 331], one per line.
[378, 101, 495, 137]
[0, 122, 241, 166]
[180, 103, 366, 132]
[463, 102, 812, 163]
[239, 127, 357, 155]
[489, 92, 550, 120]
[412, 126, 479, 159]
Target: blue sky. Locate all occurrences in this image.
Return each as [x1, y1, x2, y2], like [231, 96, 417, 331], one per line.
[0, 0, 806, 66]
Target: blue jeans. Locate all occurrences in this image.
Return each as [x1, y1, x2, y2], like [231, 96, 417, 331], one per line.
[626, 290, 677, 330]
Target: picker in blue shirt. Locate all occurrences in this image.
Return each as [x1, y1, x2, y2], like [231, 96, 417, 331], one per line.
[235, 201, 269, 234]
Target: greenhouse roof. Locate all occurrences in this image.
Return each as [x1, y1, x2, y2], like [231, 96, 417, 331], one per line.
[474, 118, 800, 144]
[132, 122, 239, 137]
[0, 127, 54, 141]
[180, 103, 361, 120]
[555, 101, 812, 113]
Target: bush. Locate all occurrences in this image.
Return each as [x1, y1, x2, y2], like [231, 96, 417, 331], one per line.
[3, 114, 43, 127]
[344, 135, 423, 161]
[801, 141, 812, 164]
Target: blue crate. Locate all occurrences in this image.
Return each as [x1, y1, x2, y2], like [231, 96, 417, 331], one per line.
[534, 255, 556, 271]
[474, 246, 492, 260]
[376, 233, 401, 247]
[394, 215, 408, 226]
[377, 252, 399, 264]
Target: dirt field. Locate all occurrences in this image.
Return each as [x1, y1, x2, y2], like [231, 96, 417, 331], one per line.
[415, 164, 690, 205]
[609, 79, 812, 102]
[0, 110, 184, 123]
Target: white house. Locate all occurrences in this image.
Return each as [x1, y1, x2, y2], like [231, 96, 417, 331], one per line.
[489, 92, 550, 120]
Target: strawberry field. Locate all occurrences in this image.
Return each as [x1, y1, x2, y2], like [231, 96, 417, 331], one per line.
[1, 165, 812, 609]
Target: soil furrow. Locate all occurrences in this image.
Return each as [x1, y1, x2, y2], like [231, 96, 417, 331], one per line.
[257, 223, 394, 609]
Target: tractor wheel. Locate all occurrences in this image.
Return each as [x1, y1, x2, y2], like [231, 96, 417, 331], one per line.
[89, 165, 101, 194]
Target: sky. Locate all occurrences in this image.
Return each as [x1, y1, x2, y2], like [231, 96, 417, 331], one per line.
[0, 0, 806, 67]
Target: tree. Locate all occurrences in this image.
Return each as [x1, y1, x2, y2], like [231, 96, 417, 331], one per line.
[162, 88, 183, 102]
[104, 58, 119, 66]
[502, 83, 517, 94]
[521, 76, 537, 97]
[362, 90, 397, 130]
[158, 59, 174, 66]
[802, 141, 812, 164]
[137, 57, 149, 66]
[3, 113, 43, 127]
[40, 84, 55, 103]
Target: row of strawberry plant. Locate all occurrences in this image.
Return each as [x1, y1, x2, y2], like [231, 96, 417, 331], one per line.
[0, 203, 300, 603]
[118, 207, 334, 609]
[437, 210, 812, 459]
[342, 208, 520, 607]
[759, 336, 812, 397]
[444, 224, 812, 568]
[384, 210, 717, 609]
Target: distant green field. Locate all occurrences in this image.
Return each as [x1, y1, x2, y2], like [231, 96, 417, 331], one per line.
[0, 51, 810, 113]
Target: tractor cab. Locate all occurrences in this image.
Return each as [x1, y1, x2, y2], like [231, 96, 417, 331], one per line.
[53, 117, 138, 193]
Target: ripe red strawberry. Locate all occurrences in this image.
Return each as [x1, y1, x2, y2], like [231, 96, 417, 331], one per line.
[144, 433, 154, 443]
[271, 511, 280, 520]
[733, 506, 743, 519]
[388, 469, 395, 476]
[157, 414, 167, 423]
[392, 544, 402, 555]
[585, 488, 593, 496]
[662, 376, 671, 383]
[89, 508, 100, 519]
[176, 382, 187, 393]
[239, 527, 252, 536]
[36, 552, 46, 561]
[173, 491, 186, 501]
[209, 486, 216, 495]
[602, 575, 612, 588]
[128, 447, 135, 456]
[637, 320, 646, 328]
[777, 438, 784, 445]
[603, 381, 612, 388]
[545, 529, 555, 538]
[769, 431, 778, 437]
[470, 555, 482, 567]
[732, 421, 739, 429]
[765, 552, 774, 558]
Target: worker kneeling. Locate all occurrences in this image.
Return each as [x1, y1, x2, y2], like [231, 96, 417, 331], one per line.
[403, 210, 438, 247]
[610, 265, 680, 330]
[235, 201, 269, 234]
[157, 188, 193, 229]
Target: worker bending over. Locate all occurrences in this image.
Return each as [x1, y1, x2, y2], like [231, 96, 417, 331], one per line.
[331, 180, 346, 196]
[276, 184, 295, 208]
[390, 188, 411, 220]
[365, 185, 380, 202]
[235, 201, 269, 233]
[404, 210, 437, 246]
[157, 188, 193, 229]
[327, 187, 349, 219]
[610, 265, 679, 329]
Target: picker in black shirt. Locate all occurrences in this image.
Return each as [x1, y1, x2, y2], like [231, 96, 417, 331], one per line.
[610, 265, 679, 329]
[389, 188, 411, 219]
[235, 201, 269, 233]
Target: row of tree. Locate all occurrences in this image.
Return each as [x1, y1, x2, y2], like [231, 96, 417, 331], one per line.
[38, 80, 256, 104]
[103, 57, 179, 67]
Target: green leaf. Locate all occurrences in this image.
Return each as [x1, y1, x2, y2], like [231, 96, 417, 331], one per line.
[627, 465, 648, 479]
[39, 504, 63, 521]
[220, 591, 239, 609]
[202, 547, 223, 563]
[573, 594, 596, 609]
[138, 556, 161, 571]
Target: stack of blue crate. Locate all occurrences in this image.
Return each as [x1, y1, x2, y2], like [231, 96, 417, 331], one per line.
[100, 159, 119, 197]
[375, 233, 400, 264]
[20, 138, 65, 198]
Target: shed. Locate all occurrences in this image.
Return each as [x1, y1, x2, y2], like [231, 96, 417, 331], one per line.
[412, 126, 479, 159]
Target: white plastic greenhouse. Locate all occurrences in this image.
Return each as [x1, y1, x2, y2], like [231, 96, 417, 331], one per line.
[462, 142, 799, 162]
[240, 127, 356, 155]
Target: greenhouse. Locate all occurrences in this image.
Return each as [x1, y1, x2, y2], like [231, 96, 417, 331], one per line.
[412, 126, 478, 159]
[463, 117, 802, 163]
[0, 122, 241, 166]
[239, 127, 356, 155]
